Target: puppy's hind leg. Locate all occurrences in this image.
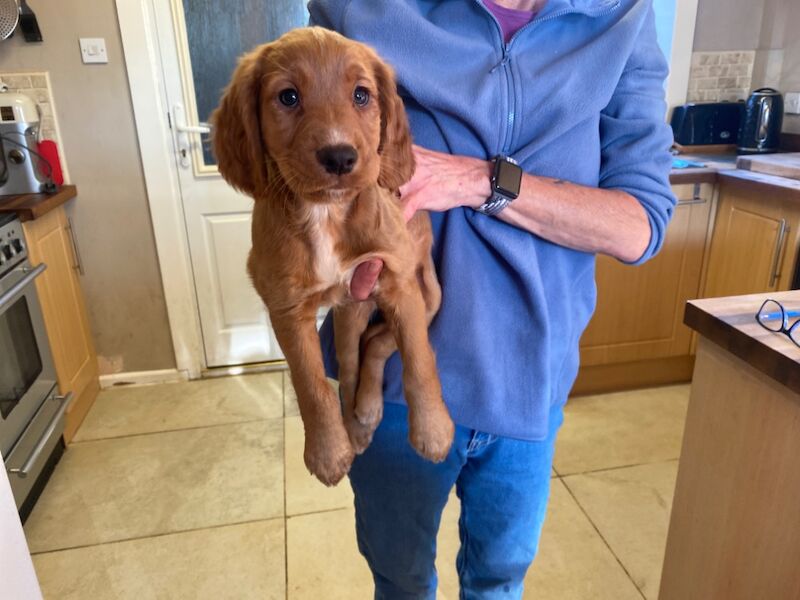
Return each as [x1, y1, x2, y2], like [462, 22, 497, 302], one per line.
[333, 302, 377, 454]
[353, 321, 394, 445]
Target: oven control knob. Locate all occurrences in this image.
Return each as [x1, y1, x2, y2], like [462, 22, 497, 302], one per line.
[10, 238, 23, 254]
[0, 244, 11, 261]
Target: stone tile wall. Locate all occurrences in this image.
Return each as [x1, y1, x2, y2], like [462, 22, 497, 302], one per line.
[687, 51, 755, 103]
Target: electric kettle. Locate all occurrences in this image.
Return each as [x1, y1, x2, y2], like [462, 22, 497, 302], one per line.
[737, 88, 783, 154]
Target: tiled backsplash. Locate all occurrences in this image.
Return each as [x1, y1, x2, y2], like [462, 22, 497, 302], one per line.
[687, 51, 755, 103]
[0, 71, 69, 180]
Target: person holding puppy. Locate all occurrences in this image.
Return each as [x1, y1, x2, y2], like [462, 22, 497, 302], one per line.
[310, 0, 675, 598]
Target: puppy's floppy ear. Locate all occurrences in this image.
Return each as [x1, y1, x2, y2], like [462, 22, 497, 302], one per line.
[211, 45, 272, 197]
[373, 58, 415, 191]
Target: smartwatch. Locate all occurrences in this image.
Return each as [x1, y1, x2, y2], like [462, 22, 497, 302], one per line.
[477, 156, 522, 216]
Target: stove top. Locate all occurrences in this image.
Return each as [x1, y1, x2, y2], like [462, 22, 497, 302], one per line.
[0, 213, 26, 274]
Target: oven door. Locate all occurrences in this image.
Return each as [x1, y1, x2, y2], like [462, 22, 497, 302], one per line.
[0, 259, 58, 458]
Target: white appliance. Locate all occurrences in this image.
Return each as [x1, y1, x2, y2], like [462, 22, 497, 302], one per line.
[0, 90, 49, 195]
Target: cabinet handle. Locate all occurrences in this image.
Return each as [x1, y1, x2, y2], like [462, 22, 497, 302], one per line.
[66, 217, 85, 276]
[769, 218, 788, 288]
[677, 183, 707, 205]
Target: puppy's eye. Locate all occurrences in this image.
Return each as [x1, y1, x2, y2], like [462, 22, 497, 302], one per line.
[353, 86, 370, 107]
[278, 88, 299, 107]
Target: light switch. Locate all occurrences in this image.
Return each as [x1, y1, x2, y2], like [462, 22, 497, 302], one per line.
[786, 92, 800, 115]
[79, 38, 108, 64]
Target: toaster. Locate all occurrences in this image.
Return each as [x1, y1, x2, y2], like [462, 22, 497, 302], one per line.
[670, 102, 745, 146]
[0, 91, 49, 196]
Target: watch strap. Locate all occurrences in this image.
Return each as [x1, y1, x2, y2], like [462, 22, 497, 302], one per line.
[477, 191, 510, 216]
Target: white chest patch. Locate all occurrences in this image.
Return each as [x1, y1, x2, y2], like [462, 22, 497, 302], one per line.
[306, 205, 346, 288]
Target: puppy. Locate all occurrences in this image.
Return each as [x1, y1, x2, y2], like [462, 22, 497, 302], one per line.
[212, 27, 454, 485]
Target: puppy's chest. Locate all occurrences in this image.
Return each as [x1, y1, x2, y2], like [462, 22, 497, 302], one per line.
[303, 206, 355, 292]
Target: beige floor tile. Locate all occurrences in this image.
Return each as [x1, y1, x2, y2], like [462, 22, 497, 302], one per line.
[75, 373, 283, 441]
[555, 385, 689, 475]
[284, 416, 354, 516]
[32, 519, 285, 600]
[286, 508, 373, 600]
[25, 420, 284, 553]
[563, 460, 678, 600]
[524, 479, 642, 599]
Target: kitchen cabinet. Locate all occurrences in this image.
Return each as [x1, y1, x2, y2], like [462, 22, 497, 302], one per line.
[660, 293, 800, 600]
[702, 174, 800, 298]
[22, 205, 99, 442]
[572, 182, 716, 395]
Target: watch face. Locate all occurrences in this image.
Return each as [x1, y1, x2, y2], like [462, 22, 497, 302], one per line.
[494, 159, 522, 198]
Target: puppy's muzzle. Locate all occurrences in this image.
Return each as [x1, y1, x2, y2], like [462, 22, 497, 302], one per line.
[317, 144, 358, 176]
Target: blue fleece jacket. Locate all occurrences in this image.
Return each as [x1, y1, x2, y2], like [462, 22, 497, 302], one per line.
[310, 0, 676, 441]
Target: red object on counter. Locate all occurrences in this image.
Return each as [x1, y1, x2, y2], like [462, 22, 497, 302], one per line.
[36, 140, 64, 185]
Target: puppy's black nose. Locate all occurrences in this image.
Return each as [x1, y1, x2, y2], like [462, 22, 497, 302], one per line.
[316, 144, 358, 175]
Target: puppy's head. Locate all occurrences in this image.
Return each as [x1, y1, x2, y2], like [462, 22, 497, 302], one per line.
[212, 27, 414, 204]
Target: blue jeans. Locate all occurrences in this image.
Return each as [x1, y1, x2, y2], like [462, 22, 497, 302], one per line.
[348, 401, 563, 600]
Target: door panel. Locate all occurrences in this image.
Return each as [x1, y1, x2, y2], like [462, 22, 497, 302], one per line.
[153, 0, 307, 367]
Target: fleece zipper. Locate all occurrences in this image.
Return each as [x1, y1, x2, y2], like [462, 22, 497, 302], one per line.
[477, 0, 621, 155]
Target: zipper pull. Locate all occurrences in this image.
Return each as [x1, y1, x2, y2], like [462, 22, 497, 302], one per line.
[490, 52, 511, 73]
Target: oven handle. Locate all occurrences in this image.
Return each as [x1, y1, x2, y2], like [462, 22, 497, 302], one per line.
[7, 393, 71, 479]
[0, 263, 47, 312]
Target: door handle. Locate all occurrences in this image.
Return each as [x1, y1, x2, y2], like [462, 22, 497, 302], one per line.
[173, 104, 211, 168]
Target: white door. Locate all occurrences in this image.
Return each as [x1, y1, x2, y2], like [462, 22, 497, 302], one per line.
[150, 1, 309, 368]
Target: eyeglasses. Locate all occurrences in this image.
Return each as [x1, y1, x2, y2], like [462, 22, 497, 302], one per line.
[755, 299, 800, 347]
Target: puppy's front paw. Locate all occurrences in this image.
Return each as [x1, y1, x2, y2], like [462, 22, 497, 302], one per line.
[304, 425, 355, 486]
[409, 403, 454, 463]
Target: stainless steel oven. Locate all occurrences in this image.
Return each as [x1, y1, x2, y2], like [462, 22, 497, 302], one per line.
[0, 213, 69, 520]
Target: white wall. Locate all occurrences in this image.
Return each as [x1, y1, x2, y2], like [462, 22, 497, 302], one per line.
[0, 466, 43, 599]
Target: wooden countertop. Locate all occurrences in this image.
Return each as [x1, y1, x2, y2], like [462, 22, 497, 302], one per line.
[669, 151, 800, 193]
[0, 185, 77, 222]
[685, 291, 800, 396]
[718, 168, 800, 194]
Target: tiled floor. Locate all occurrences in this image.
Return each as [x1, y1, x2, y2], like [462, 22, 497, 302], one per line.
[25, 373, 689, 599]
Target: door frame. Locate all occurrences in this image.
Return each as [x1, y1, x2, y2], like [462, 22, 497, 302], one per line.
[116, 0, 204, 378]
[666, 0, 700, 111]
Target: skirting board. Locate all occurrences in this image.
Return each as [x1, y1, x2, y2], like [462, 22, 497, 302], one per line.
[99, 369, 188, 389]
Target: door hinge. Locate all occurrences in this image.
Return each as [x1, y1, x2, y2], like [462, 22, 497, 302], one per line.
[167, 111, 172, 129]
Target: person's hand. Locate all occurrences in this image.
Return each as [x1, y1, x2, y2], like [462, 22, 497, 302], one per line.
[349, 146, 490, 299]
[398, 145, 491, 221]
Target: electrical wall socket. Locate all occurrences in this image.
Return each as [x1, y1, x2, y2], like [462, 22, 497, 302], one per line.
[786, 92, 800, 115]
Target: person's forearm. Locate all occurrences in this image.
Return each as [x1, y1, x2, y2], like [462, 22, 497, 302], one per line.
[458, 157, 651, 263]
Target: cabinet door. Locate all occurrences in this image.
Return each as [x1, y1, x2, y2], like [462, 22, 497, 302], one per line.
[580, 183, 714, 366]
[23, 208, 98, 441]
[703, 179, 799, 298]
